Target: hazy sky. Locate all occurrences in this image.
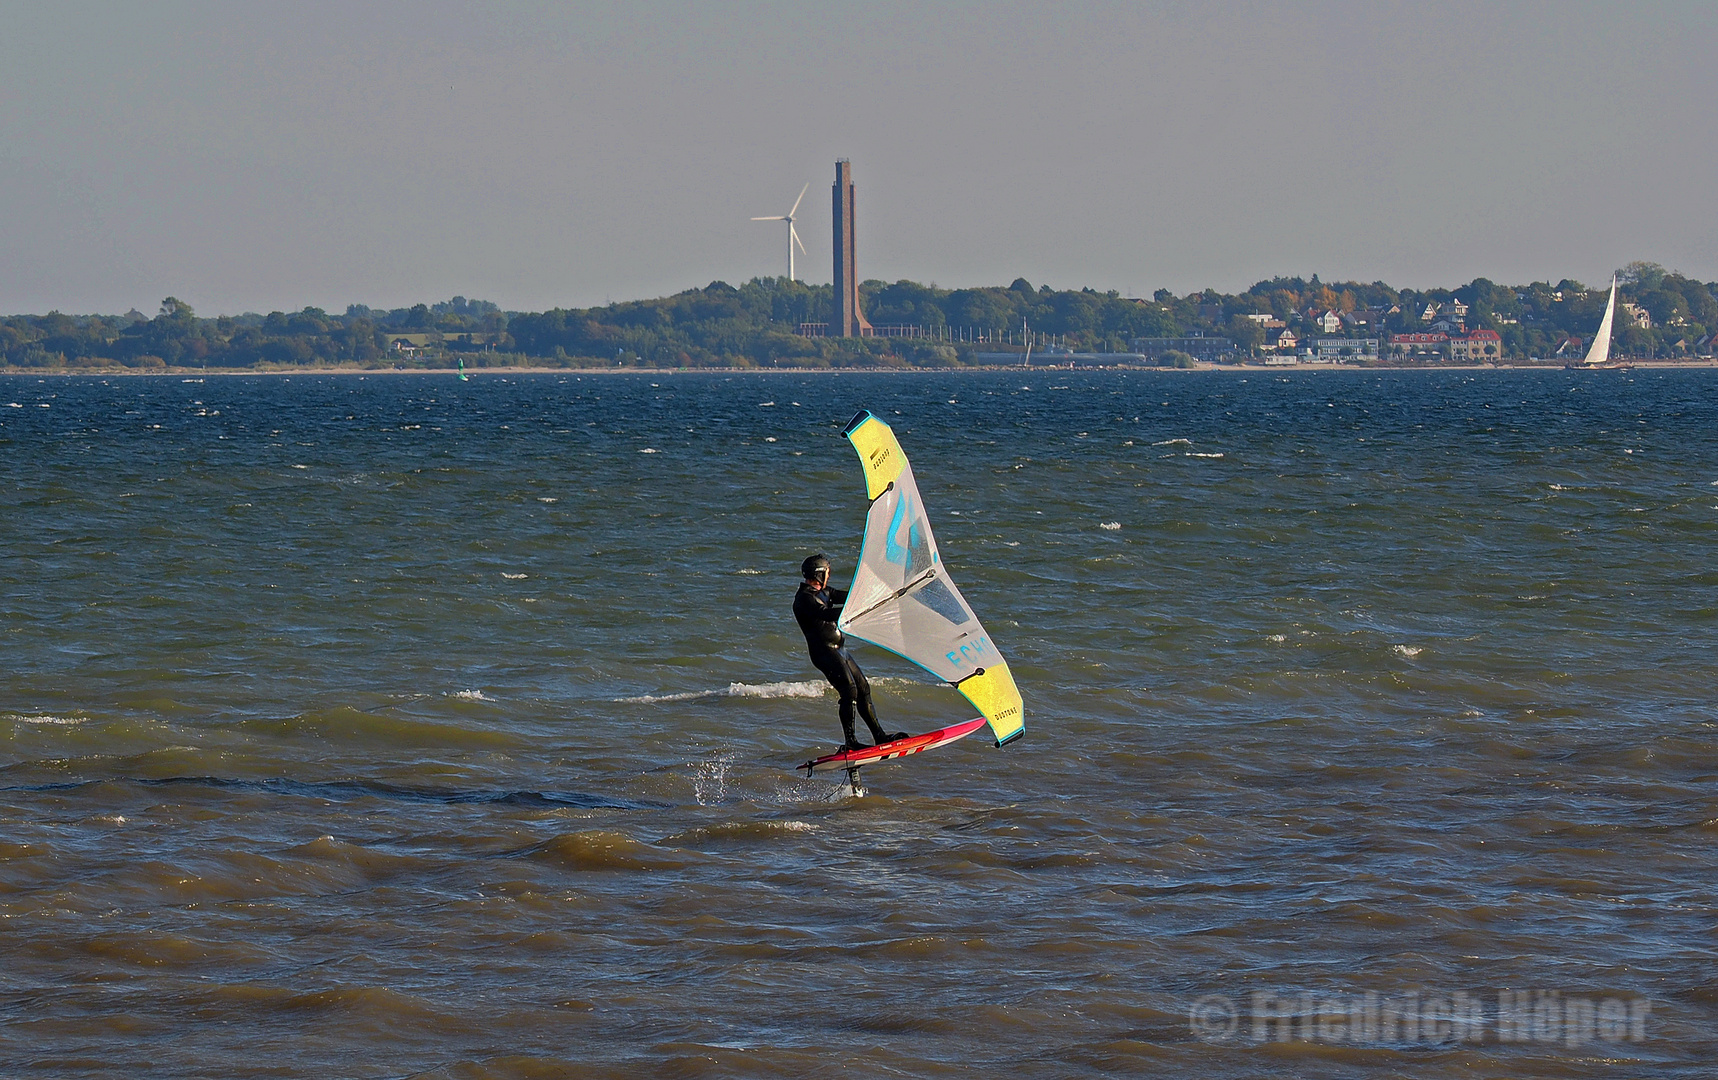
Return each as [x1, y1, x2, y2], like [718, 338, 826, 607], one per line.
[2, 0, 1713, 315]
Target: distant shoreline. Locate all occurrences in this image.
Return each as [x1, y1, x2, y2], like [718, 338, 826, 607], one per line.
[6, 360, 1718, 376]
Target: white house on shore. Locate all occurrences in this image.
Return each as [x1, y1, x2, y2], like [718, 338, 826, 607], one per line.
[1313, 337, 1380, 361]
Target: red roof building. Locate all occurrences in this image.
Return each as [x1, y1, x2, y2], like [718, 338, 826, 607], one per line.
[1389, 332, 1449, 359]
[1450, 328, 1503, 363]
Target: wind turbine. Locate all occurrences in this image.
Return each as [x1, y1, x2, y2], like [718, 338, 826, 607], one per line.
[752, 182, 809, 281]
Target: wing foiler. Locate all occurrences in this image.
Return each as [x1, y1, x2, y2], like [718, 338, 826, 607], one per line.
[838, 410, 1025, 747]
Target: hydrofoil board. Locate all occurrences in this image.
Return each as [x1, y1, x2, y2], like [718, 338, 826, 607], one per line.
[800, 717, 987, 776]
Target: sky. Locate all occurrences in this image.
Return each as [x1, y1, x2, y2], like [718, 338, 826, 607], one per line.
[2, 0, 1713, 316]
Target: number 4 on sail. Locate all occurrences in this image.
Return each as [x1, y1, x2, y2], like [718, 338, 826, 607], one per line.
[800, 410, 1024, 789]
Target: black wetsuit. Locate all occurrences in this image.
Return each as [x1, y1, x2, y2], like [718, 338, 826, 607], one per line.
[793, 579, 888, 747]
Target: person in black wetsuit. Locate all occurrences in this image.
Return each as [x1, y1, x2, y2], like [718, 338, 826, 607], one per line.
[793, 553, 907, 751]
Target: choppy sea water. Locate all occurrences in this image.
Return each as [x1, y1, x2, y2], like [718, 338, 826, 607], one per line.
[2, 369, 1716, 1078]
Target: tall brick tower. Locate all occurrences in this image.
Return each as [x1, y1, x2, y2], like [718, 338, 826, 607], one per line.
[831, 159, 871, 337]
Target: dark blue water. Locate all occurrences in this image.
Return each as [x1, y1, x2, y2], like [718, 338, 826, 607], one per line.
[2, 369, 1715, 1077]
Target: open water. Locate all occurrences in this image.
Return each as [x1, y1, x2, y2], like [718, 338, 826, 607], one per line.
[2, 368, 1716, 1078]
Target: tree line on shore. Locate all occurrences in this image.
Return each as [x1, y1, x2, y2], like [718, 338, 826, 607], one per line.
[3, 264, 1713, 371]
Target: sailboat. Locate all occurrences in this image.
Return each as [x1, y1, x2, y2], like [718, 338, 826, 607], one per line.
[1578, 275, 1619, 367]
[800, 410, 1024, 793]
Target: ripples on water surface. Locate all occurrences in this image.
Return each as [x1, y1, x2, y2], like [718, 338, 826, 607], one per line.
[2, 370, 1715, 1077]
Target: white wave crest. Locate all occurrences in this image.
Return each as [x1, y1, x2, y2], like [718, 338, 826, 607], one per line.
[639, 447, 659, 454]
[1153, 438, 1192, 446]
[5, 713, 85, 725]
[1391, 645, 1423, 658]
[728, 680, 826, 699]
[501, 572, 528, 579]
[1186, 452, 1225, 458]
[1099, 521, 1121, 530]
[618, 680, 827, 704]
[450, 689, 491, 701]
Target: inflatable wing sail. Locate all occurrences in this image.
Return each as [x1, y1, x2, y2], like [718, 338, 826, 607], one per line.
[837, 410, 1024, 747]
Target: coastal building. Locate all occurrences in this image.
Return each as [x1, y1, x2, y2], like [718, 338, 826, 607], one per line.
[1131, 333, 1237, 362]
[1449, 328, 1503, 363]
[831, 160, 872, 338]
[976, 349, 1148, 367]
[1314, 309, 1342, 334]
[1390, 332, 1449, 360]
[1621, 302, 1652, 329]
[1312, 337, 1379, 362]
[1267, 328, 1299, 352]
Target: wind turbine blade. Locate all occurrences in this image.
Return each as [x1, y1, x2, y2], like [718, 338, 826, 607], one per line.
[788, 182, 809, 218]
[751, 215, 786, 221]
[791, 224, 807, 255]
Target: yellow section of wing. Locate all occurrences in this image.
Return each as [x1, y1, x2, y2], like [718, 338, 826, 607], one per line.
[957, 659, 1025, 746]
[845, 412, 907, 500]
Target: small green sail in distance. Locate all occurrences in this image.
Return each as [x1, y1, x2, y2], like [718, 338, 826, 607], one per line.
[836, 409, 1024, 747]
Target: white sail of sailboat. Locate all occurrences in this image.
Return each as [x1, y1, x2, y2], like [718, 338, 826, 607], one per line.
[1581, 275, 1618, 366]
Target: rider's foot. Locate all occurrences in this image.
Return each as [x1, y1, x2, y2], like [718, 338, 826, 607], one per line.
[842, 740, 868, 753]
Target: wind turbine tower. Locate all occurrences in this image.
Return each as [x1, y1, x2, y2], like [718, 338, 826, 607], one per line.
[751, 183, 809, 281]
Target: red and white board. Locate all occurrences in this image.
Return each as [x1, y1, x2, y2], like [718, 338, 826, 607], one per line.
[800, 718, 987, 775]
